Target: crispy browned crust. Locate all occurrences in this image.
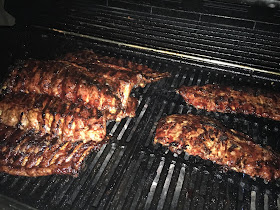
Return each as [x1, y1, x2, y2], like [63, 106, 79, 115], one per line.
[106, 96, 138, 121]
[2, 60, 121, 115]
[178, 84, 280, 121]
[154, 114, 280, 181]
[62, 49, 170, 109]
[0, 93, 106, 143]
[0, 124, 103, 177]
[2, 52, 169, 122]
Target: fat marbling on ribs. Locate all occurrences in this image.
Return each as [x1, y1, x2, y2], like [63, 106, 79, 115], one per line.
[0, 93, 106, 143]
[154, 114, 280, 181]
[0, 124, 103, 177]
[178, 84, 280, 121]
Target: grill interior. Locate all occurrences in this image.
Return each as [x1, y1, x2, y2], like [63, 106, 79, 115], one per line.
[31, 1, 280, 75]
[1, 1, 280, 209]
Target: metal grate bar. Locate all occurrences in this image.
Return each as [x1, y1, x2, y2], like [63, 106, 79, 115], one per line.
[1, 24, 280, 209]
[30, 1, 280, 76]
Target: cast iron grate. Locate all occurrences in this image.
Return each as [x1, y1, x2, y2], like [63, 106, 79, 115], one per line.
[28, 1, 280, 76]
[1, 15, 280, 210]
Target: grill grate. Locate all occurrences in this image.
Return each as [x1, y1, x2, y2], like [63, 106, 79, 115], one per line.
[1, 32, 280, 208]
[1, 1, 280, 209]
[28, 1, 280, 77]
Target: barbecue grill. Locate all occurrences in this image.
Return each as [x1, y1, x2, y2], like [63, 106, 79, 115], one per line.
[1, 0, 280, 209]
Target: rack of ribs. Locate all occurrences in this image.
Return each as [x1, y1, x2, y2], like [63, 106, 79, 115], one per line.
[3, 57, 170, 121]
[61, 49, 168, 76]
[0, 124, 103, 177]
[154, 114, 280, 181]
[0, 50, 171, 177]
[61, 50, 170, 110]
[177, 84, 280, 121]
[0, 93, 106, 143]
[2, 60, 121, 116]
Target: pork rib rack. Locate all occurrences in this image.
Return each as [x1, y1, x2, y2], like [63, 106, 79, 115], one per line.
[3, 54, 170, 121]
[178, 84, 280, 121]
[0, 93, 106, 143]
[0, 124, 102, 177]
[61, 50, 170, 120]
[154, 114, 280, 181]
[2, 60, 121, 116]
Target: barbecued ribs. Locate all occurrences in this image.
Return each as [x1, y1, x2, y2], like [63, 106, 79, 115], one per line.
[0, 93, 106, 143]
[62, 50, 170, 116]
[62, 49, 162, 75]
[0, 49, 170, 177]
[154, 114, 280, 181]
[0, 124, 103, 177]
[3, 56, 169, 121]
[2, 60, 121, 116]
[178, 84, 280, 121]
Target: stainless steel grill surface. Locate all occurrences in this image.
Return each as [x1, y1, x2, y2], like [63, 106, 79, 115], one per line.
[1, 0, 280, 209]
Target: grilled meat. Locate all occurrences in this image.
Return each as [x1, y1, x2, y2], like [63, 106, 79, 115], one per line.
[2, 60, 121, 115]
[154, 114, 280, 181]
[106, 96, 138, 121]
[62, 50, 170, 107]
[178, 84, 280, 121]
[2, 57, 169, 121]
[0, 93, 106, 143]
[62, 49, 169, 76]
[0, 124, 103, 177]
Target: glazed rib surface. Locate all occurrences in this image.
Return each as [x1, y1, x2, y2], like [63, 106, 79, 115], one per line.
[178, 84, 280, 121]
[62, 50, 170, 108]
[62, 49, 170, 76]
[0, 93, 106, 143]
[2, 60, 121, 115]
[154, 114, 280, 181]
[0, 124, 101, 177]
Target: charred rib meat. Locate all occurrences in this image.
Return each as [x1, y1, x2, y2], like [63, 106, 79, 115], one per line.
[3, 57, 169, 121]
[0, 93, 106, 143]
[154, 114, 280, 181]
[62, 49, 169, 77]
[0, 124, 102, 177]
[178, 84, 280, 121]
[106, 96, 138, 121]
[62, 50, 170, 108]
[2, 60, 121, 115]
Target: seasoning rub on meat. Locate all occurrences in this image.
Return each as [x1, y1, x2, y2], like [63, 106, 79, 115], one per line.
[0, 93, 106, 143]
[154, 114, 280, 181]
[178, 84, 280, 121]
